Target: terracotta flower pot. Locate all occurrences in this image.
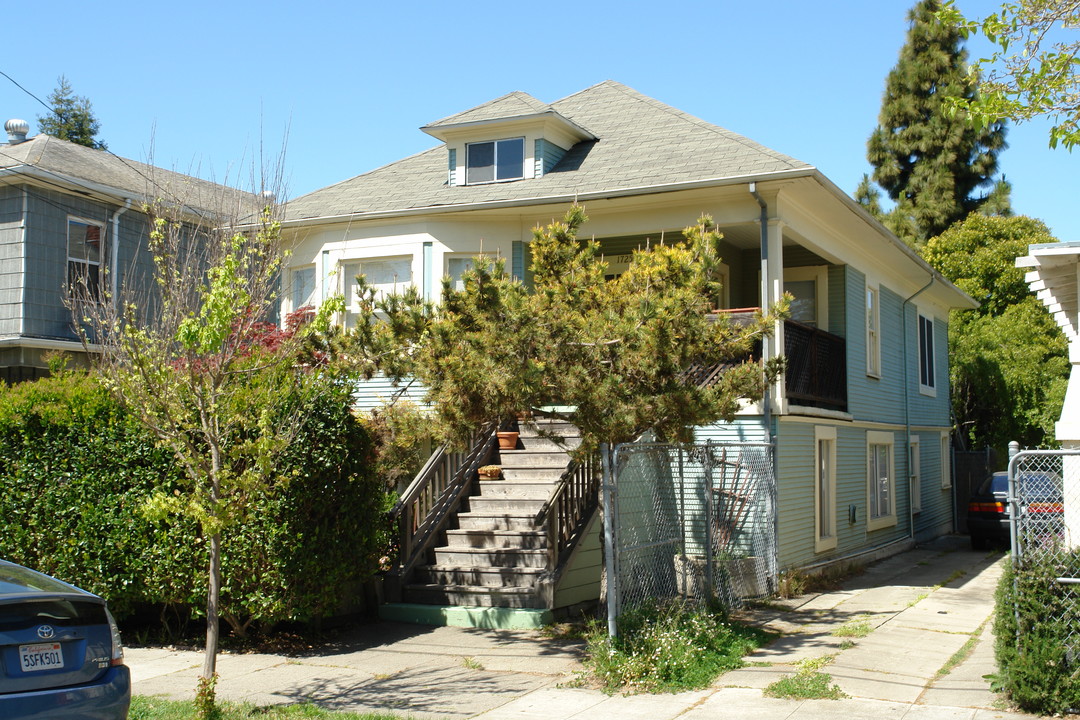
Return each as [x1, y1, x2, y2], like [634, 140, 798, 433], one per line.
[496, 431, 519, 450]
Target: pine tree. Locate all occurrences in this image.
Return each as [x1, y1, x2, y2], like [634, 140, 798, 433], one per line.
[861, 0, 1008, 246]
[36, 76, 106, 150]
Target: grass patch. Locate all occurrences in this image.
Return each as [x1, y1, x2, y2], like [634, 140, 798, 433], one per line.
[831, 619, 871, 638]
[838, 640, 856, 650]
[461, 656, 484, 671]
[130, 696, 407, 719]
[943, 569, 967, 585]
[776, 562, 865, 599]
[582, 599, 772, 693]
[763, 656, 848, 700]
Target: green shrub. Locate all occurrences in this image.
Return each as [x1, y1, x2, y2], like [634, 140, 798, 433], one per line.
[583, 600, 770, 693]
[0, 371, 392, 634]
[995, 553, 1080, 714]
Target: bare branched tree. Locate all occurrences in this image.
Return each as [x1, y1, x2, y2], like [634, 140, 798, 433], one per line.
[68, 162, 338, 716]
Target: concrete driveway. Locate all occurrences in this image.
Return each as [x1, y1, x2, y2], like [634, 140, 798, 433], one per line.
[127, 536, 1042, 719]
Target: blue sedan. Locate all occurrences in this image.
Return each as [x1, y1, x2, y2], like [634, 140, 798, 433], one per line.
[0, 560, 130, 719]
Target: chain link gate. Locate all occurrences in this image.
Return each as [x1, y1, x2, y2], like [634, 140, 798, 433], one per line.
[603, 441, 777, 633]
[1009, 449, 1080, 663]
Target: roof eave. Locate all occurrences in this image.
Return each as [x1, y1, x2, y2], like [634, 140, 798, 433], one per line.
[279, 167, 819, 229]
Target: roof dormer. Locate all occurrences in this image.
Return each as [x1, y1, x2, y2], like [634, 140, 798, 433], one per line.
[421, 91, 595, 187]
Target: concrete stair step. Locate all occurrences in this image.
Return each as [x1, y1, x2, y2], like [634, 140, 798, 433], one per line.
[478, 479, 557, 498]
[415, 565, 546, 587]
[445, 529, 547, 550]
[467, 496, 547, 514]
[456, 513, 540, 531]
[493, 468, 566, 482]
[517, 420, 580, 438]
[496, 450, 574, 468]
[403, 583, 545, 609]
[433, 547, 549, 568]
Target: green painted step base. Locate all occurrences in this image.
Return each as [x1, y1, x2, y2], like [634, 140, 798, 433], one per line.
[379, 603, 554, 630]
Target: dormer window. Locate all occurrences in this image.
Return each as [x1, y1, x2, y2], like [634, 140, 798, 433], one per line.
[466, 138, 524, 184]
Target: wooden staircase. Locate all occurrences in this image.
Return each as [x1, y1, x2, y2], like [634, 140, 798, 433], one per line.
[388, 418, 593, 611]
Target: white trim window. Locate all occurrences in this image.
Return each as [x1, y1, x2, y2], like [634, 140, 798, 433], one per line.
[867, 431, 896, 531]
[67, 217, 104, 299]
[784, 266, 828, 328]
[909, 435, 922, 514]
[940, 432, 952, 489]
[466, 137, 524, 184]
[866, 284, 881, 378]
[343, 257, 412, 328]
[815, 426, 838, 553]
[918, 312, 936, 395]
[446, 255, 495, 292]
[290, 266, 316, 312]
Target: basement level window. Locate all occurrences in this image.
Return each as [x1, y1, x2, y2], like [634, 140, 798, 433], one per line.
[466, 138, 524, 184]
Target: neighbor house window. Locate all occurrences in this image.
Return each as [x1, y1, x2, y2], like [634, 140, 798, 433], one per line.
[866, 285, 880, 377]
[815, 426, 838, 553]
[909, 436, 922, 514]
[867, 431, 896, 531]
[344, 258, 412, 306]
[918, 313, 936, 393]
[291, 266, 316, 311]
[466, 138, 524, 184]
[68, 218, 104, 299]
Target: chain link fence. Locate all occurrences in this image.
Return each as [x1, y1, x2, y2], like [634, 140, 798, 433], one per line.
[1009, 449, 1080, 663]
[605, 441, 777, 625]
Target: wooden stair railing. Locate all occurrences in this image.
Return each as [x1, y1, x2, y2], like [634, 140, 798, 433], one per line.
[534, 450, 601, 605]
[384, 422, 497, 601]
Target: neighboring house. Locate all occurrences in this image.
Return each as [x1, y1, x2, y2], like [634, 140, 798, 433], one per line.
[279, 81, 976, 619]
[0, 119, 245, 380]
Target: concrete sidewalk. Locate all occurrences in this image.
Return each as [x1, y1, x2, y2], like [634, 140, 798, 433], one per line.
[128, 536, 1042, 719]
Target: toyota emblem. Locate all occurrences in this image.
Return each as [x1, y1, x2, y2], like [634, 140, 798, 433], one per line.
[36, 625, 55, 640]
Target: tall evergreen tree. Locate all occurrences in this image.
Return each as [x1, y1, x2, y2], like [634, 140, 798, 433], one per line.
[36, 76, 106, 150]
[860, 0, 1008, 246]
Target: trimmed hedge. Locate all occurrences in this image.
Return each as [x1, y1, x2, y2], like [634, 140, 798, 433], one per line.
[995, 553, 1080, 714]
[0, 371, 392, 633]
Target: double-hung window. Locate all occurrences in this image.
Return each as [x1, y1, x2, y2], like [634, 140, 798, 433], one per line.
[867, 431, 896, 531]
[909, 436, 922, 513]
[866, 285, 880, 377]
[918, 313, 936, 393]
[343, 257, 412, 328]
[291, 266, 316, 311]
[815, 426, 838, 552]
[466, 138, 524, 184]
[68, 218, 104, 299]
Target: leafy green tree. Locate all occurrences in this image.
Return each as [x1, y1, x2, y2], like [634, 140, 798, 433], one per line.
[859, 0, 1010, 246]
[36, 76, 106, 150]
[346, 205, 785, 456]
[922, 215, 1068, 450]
[939, 0, 1080, 149]
[73, 189, 341, 718]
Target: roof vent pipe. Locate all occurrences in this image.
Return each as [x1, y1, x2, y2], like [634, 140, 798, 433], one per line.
[5, 119, 29, 145]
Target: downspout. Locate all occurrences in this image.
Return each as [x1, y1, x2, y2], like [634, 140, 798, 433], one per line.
[903, 274, 935, 543]
[749, 183, 772, 444]
[109, 199, 132, 306]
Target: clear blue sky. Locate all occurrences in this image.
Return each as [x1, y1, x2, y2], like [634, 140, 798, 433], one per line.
[1, 0, 1074, 241]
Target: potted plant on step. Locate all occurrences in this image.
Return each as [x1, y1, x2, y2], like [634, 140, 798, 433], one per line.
[478, 465, 502, 479]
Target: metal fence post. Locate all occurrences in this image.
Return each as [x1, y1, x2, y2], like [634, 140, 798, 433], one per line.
[602, 443, 618, 638]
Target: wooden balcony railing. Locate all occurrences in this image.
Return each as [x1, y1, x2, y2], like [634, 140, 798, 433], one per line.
[783, 320, 847, 411]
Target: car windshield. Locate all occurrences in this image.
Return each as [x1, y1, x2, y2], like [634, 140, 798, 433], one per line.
[985, 471, 1061, 499]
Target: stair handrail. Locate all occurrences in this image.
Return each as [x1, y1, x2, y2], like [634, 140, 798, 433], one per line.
[535, 450, 601, 562]
[388, 422, 498, 584]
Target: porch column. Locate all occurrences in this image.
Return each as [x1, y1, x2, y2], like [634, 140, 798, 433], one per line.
[761, 218, 786, 414]
[1059, 329, 1080, 548]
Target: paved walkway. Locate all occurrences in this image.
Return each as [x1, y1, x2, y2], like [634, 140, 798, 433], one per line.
[127, 536, 1044, 719]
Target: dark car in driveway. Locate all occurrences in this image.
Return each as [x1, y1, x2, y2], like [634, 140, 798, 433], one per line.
[0, 560, 130, 719]
[967, 470, 1063, 550]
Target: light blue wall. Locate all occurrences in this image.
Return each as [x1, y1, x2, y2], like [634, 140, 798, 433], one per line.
[534, 139, 568, 176]
[352, 373, 432, 413]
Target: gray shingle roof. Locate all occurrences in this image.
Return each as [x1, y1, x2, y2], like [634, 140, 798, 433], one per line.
[423, 90, 553, 128]
[283, 80, 814, 222]
[0, 134, 252, 213]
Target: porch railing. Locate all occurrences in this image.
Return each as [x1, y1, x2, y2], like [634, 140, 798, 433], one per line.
[536, 451, 601, 563]
[385, 423, 497, 599]
[783, 320, 847, 411]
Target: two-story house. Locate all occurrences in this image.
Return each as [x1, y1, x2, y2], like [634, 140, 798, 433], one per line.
[278, 81, 977, 618]
[0, 118, 247, 380]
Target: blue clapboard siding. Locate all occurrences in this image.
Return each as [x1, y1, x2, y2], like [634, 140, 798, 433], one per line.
[352, 373, 432, 413]
[0, 186, 24, 335]
[534, 139, 567, 177]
